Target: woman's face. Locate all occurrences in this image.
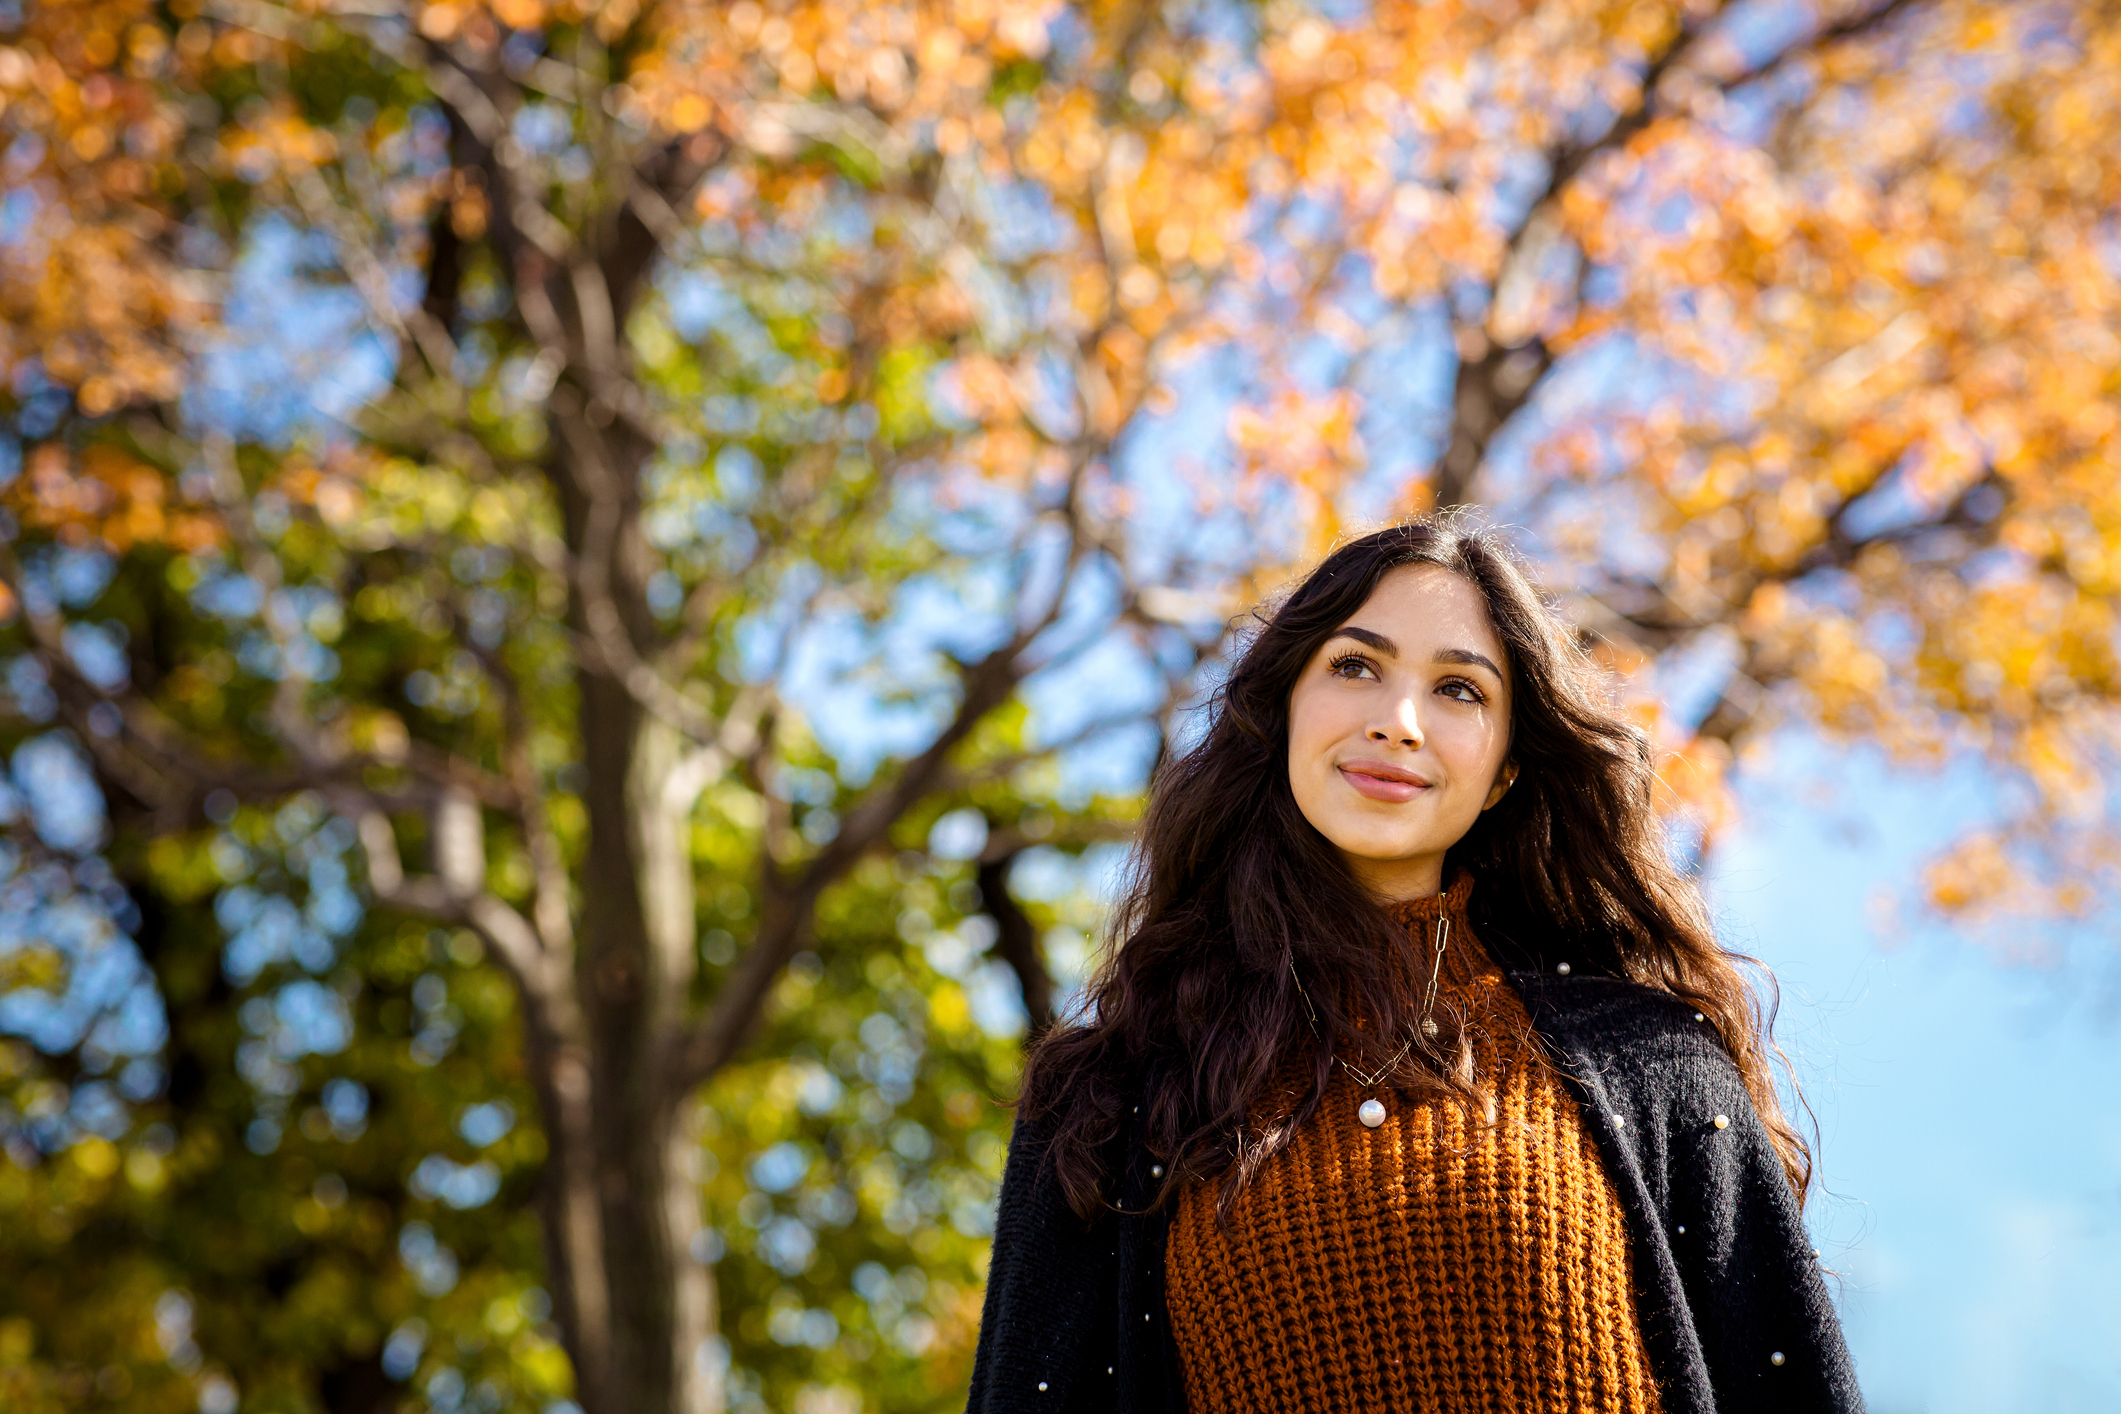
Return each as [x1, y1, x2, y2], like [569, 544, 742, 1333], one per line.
[1286, 564, 1517, 902]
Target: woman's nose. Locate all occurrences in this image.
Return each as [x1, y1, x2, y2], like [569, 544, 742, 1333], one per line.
[1368, 697, 1423, 748]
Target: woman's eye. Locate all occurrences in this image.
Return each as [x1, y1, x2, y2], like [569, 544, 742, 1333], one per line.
[1328, 654, 1372, 679]
[1440, 679, 1484, 704]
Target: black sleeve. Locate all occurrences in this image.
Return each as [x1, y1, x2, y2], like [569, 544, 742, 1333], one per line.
[1518, 974, 1865, 1414]
[1660, 1041, 1865, 1413]
[968, 1111, 1120, 1414]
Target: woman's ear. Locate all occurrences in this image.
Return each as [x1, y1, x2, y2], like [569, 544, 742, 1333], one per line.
[1483, 761, 1518, 811]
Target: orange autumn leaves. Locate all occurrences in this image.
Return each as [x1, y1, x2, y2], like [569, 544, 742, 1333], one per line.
[0, 0, 206, 415]
[2, 0, 2118, 933]
[2, 444, 218, 556]
[0, 0, 1722, 448]
[1561, 1, 2121, 919]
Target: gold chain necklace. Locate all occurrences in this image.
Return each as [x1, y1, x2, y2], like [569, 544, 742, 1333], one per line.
[1288, 916, 1450, 1113]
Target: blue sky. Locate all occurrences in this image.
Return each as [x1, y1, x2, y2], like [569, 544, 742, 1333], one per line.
[1709, 731, 2121, 1412]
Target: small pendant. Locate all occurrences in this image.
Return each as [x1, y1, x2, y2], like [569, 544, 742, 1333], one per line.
[1358, 1098, 1387, 1128]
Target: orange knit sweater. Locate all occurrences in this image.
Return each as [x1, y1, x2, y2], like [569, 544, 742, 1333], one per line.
[1163, 873, 1664, 1413]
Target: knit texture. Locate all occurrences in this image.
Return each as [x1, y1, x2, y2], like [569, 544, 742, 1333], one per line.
[1162, 873, 1664, 1413]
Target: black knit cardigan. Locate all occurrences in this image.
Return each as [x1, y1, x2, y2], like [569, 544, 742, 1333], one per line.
[966, 953, 1866, 1414]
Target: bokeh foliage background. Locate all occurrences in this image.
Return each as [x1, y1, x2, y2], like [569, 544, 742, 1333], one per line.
[1, 0, 2119, 1410]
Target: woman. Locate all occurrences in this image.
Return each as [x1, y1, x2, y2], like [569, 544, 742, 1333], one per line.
[967, 517, 1861, 1414]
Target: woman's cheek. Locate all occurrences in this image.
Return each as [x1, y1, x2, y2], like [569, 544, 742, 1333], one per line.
[1440, 718, 1500, 783]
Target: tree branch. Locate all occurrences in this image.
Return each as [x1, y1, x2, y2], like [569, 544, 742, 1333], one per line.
[287, 148, 462, 384]
[1438, 0, 1929, 504]
[664, 574, 1086, 1089]
[446, 601, 576, 954]
[349, 802, 576, 1035]
[978, 850, 1054, 1037]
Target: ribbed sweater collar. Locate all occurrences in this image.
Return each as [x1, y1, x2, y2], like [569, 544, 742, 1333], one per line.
[1381, 866, 1475, 928]
[1380, 869, 1488, 991]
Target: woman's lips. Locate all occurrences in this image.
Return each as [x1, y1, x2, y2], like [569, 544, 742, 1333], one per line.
[1337, 763, 1431, 803]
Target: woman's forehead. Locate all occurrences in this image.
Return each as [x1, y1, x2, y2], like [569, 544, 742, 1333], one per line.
[1337, 565, 1507, 661]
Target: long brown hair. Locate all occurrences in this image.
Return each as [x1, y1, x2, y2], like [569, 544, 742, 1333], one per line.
[1020, 513, 1812, 1219]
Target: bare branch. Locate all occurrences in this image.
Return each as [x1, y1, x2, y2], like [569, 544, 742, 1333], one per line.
[940, 696, 1172, 796]
[665, 510, 1124, 1089]
[447, 605, 577, 953]
[201, 434, 330, 765]
[1442, 0, 1929, 504]
[974, 813, 1138, 865]
[1709, 0, 1925, 95]
[351, 802, 572, 1027]
[287, 161, 462, 381]
[978, 850, 1054, 1036]
[668, 641, 1040, 1088]
[739, 101, 911, 178]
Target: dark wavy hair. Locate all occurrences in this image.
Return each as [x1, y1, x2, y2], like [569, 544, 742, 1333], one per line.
[1019, 513, 1812, 1220]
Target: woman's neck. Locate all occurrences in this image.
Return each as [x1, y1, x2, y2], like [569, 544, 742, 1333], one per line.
[1342, 849, 1449, 903]
[1382, 867, 1475, 927]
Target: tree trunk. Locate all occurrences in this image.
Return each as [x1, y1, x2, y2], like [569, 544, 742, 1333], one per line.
[529, 1014, 616, 1410]
[317, 1352, 397, 1414]
[529, 718, 718, 1414]
[531, 388, 723, 1414]
[1432, 332, 1553, 510]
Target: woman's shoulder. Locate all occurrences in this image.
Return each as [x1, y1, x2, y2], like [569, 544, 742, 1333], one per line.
[1507, 966, 1744, 1087]
[993, 1067, 1134, 1220]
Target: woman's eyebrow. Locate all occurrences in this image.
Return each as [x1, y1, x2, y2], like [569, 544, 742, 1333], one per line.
[1435, 646, 1504, 678]
[1329, 625, 1397, 655]
[1328, 629, 1502, 680]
